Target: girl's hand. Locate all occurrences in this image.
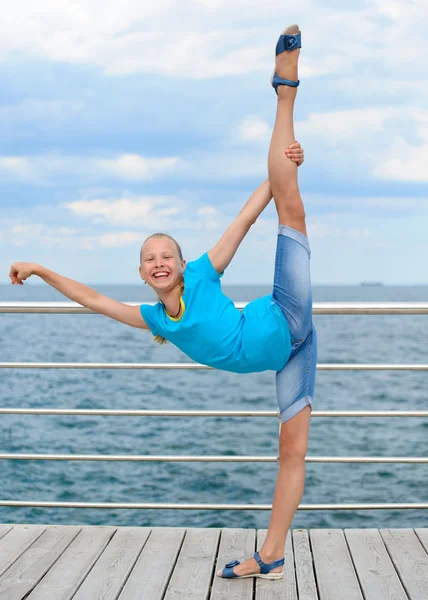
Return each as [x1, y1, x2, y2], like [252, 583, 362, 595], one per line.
[285, 141, 304, 166]
[9, 262, 37, 285]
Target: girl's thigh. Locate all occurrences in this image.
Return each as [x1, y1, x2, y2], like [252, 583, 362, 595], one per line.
[272, 224, 313, 345]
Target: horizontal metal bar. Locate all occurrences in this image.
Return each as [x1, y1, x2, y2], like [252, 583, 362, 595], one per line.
[0, 500, 427, 510]
[0, 362, 209, 370]
[2, 301, 428, 315]
[0, 408, 426, 418]
[1, 362, 428, 371]
[2, 409, 428, 418]
[0, 453, 426, 463]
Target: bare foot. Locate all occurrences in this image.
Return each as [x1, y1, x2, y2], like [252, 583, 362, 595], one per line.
[217, 551, 283, 578]
[275, 24, 300, 84]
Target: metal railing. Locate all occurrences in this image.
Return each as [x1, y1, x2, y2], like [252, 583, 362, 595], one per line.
[2, 300, 428, 314]
[0, 301, 427, 512]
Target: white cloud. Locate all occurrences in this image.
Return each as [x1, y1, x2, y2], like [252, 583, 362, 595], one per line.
[81, 232, 142, 249]
[95, 154, 180, 181]
[197, 206, 218, 216]
[3, 219, 78, 248]
[295, 108, 401, 143]
[1, 0, 426, 80]
[373, 109, 428, 182]
[236, 115, 271, 142]
[373, 139, 428, 182]
[308, 221, 370, 240]
[304, 192, 428, 212]
[291, 105, 428, 183]
[65, 196, 180, 227]
[0, 157, 39, 182]
[0, 152, 180, 184]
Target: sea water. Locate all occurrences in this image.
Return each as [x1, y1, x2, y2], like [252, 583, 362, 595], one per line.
[0, 283, 427, 530]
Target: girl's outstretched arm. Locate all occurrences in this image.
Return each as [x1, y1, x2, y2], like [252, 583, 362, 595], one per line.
[9, 263, 149, 330]
[208, 142, 304, 275]
[208, 179, 272, 275]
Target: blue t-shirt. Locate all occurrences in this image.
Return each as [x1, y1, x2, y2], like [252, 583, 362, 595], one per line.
[140, 253, 291, 373]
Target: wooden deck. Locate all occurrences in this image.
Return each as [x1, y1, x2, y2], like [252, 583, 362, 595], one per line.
[0, 525, 427, 599]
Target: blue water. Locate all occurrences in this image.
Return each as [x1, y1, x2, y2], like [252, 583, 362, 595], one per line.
[0, 283, 427, 530]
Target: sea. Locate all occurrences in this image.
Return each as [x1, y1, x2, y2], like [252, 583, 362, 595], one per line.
[0, 283, 427, 531]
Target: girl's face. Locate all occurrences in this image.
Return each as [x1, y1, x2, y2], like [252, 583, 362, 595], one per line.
[140, 237, 185, 292]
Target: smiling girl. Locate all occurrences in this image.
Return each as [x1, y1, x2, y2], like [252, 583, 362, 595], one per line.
[10, 23, 316, 583]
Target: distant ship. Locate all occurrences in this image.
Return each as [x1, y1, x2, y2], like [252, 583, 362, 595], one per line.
[359, 281, 384, 286]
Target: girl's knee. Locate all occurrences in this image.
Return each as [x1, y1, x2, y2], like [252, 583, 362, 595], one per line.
[278, 435, 308, 461]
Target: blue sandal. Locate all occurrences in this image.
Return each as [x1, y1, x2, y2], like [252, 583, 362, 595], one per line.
[271, 26, 301, 94]
[217, 551, 284, 580]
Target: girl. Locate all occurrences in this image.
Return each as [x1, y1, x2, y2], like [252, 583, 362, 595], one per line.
[10, 24, 316, 582]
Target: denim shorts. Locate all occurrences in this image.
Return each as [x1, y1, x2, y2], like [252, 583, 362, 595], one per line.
[271, 225, 317, 424]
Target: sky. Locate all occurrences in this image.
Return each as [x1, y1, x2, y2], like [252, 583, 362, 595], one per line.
[1, 0, 428, 285]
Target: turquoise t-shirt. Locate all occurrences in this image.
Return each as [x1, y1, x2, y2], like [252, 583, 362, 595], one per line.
[140, 253, 291, 373]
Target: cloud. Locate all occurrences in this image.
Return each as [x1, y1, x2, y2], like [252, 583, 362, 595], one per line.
[64, 193, 233, 233]
[295, 108, 401, 143]
[0, 157, 38, 182]
[65, 196, 180, 227]
[373, 109, 428, 182]
[81, 231, 142, 249]
[1, 0, 426, 80]
[235, 115, 271, 143]
[197, 206, 218, 216]
[373, 138, 428, 182]
[292, 105, 428, 184]
[308, 221, 370, 240]
[94, 154, 181, 181]
[0, 152, 180, 184]
[304, 192, 428, 213]
[2, 219, 78, 248]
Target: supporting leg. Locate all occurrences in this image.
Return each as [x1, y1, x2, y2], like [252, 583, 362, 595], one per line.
[218, 406, 311, 577]
[259, 406, 311, 562]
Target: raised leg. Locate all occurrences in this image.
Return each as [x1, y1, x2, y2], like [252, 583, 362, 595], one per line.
[268, 26, 306, 236]
[217, 26, 312, 581]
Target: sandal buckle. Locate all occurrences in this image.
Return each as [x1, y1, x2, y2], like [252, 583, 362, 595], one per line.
[225, 559, 239, 568]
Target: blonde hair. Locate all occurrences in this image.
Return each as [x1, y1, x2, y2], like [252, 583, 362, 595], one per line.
[141, 233, 185, 345]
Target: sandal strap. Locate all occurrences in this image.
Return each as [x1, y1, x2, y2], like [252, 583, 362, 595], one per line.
[254, 551, 285, 574]
[271, 74, 300, 94]
[276, 32, 301, 55]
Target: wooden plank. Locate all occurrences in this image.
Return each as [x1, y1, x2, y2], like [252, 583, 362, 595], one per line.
[380, 528, 428, 600]
[0, 525, 46, 577]
[164, 528, 220, 600]
[0, 526, 13, 543]
[310, 529, 363, 600]
[118, 527, 185, 600]
[27, 526, 116, 600]
[255, 529, 298, 600]
[210, 528, 255, 600]
[345, 529, 407, 600]
[72, 526, 151, 600]
[415, 529, 428, 554]
[0, 525, 80, 600]
[293, 529, 318, 600]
